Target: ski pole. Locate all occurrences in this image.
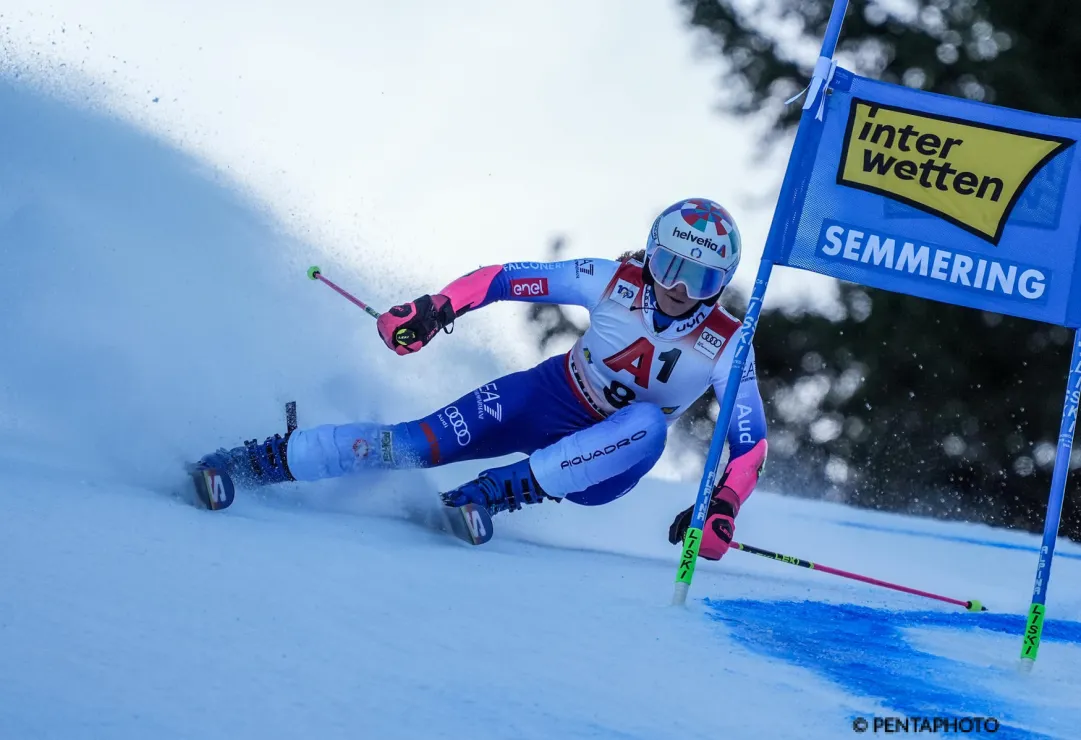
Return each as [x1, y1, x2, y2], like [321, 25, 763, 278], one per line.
[732, 541, 986, 612]
[307, 266, 381, 320]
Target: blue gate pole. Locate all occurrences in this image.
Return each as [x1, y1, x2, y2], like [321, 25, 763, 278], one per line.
[1020, 328, 1081, 669]
[672, 0, 851, 605]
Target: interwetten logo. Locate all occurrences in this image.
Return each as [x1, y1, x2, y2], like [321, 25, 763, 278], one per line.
[837, 99, 1074, 244]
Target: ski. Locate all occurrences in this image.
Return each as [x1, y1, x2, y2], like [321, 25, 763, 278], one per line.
[440, 501, 495, 545]
[190, 464, 235, 511]
[189, 399, 494, 545]
[189, 400, 297, 511]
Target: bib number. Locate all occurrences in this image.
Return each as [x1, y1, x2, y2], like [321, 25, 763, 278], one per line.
[603, 380, 637, 409]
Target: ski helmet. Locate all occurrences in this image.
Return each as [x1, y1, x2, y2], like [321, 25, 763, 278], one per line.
[645, 198, 741, 300]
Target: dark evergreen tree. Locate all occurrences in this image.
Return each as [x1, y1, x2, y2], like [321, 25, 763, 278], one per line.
[673, 0, 1081, 537]
[679, 0, 1081, 133]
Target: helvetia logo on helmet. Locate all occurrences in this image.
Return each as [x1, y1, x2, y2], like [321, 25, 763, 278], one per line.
[837, 99, 1074, 244]
[671, 226, 727, 257]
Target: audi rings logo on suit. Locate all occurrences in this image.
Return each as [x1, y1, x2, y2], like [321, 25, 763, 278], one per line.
[443, 406, 471, 447]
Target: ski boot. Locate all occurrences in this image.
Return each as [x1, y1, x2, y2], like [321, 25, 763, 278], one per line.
[440, 457, 555, 515]
[192, 402, 298, 511]
[436, 458, 555, 545]
[192, 432, 295, 510]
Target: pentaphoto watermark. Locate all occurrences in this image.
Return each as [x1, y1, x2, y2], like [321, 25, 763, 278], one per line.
[852, 716, 999, 734]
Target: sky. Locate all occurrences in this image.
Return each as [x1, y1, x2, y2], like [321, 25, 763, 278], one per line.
[0, 0, 837, 364]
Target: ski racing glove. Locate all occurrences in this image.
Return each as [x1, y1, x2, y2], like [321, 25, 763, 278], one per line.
[376, 294, 455, 356]
[668, 439, 767, 560]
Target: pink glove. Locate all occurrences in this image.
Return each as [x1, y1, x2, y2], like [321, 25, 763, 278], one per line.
[376, 294, 455, 355]
[669, 439, 768, 560]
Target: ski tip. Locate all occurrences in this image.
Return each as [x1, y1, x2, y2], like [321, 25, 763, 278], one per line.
[455, 503, 494, 545]
[191, 466, 236, 511]
[307, 265, 321, 280]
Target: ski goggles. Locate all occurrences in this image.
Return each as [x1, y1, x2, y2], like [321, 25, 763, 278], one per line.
[648, 246, 730, 300]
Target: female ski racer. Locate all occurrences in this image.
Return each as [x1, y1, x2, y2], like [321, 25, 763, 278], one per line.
[196, 198, 768, 561]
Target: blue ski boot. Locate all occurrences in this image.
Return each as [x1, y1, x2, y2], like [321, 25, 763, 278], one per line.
[440, 457, 554, 515]
[192, 432, 294, 510]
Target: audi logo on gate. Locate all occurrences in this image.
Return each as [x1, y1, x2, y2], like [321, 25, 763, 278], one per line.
[445, 406, 471, 446]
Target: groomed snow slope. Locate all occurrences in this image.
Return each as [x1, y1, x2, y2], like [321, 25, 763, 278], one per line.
[2, 81, 1081, 740]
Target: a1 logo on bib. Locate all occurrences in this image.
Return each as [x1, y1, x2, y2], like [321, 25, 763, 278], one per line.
[694, 327, 726, 359]
[610, 278, 640, 308]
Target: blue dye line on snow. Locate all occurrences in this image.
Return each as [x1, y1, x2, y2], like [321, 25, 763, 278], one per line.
[835, 520, 1081, 561]
[706, 599, 1081, 740]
